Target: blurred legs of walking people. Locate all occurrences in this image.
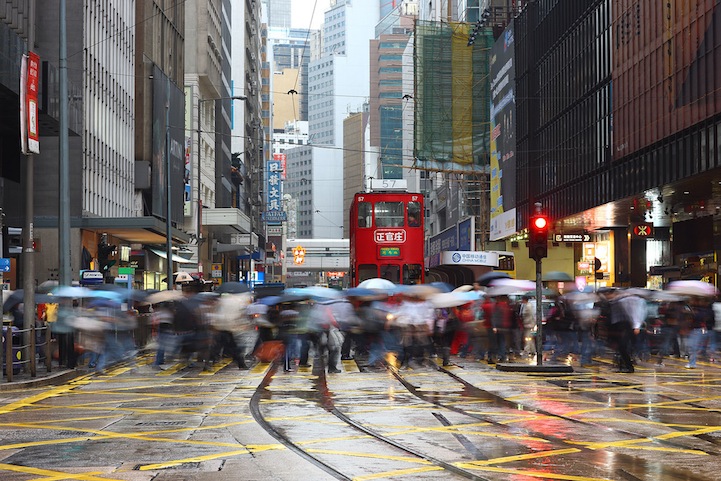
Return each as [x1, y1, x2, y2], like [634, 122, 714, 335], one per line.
[611, 321, 635, 372]
[522, 328, 537, 357]
[686, 328, 709, 368]
[579, 329, 594, 366]
[656, 325, 679, 365]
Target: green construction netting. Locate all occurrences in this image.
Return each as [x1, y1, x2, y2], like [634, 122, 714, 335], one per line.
[414, 20, 493, 172]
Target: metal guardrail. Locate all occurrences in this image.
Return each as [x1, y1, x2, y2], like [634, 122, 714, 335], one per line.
[4, 323, 52, 382]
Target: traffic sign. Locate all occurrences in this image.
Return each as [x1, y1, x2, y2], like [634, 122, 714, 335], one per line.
[0, 258, 10, 272]
[553, 233, 591, 243]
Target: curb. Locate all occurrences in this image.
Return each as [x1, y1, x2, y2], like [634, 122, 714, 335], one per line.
[0, 369, 82, 391]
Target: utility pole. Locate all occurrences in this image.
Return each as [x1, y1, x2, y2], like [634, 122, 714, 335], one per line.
[59, 0, 70, 286]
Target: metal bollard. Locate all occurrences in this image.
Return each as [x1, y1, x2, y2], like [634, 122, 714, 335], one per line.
[5, 327, 12, 382]
[45, 325, 52, 372]
[30, 324, 36, 377]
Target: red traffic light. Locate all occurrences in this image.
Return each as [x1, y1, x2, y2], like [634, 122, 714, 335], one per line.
[532, 216, 548, 230]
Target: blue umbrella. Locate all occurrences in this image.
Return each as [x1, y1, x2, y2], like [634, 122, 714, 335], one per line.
[429, 281, 455, 293]
[258, 295, 283, 306]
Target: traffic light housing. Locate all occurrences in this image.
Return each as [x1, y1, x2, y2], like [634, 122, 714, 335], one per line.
[97, 242, 117, 273]
[528, 215, 549, 260]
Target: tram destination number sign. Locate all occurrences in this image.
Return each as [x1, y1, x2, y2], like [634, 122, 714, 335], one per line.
[554, 233, 591, 243]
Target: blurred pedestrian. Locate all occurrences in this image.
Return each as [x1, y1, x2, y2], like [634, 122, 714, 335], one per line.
[151, 301, 176, 368]
[520, 295, 537, 358]
[685, 296, 713, 369]
[489, 295, 513, 363]
[655, 300, 686, 366]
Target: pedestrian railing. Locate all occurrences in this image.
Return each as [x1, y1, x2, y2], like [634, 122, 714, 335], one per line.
[3, 322, 52, 382]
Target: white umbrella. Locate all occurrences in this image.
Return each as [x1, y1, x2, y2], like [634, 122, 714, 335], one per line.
[488, 278, 536, 291]
[174, 272, 195, 283]
[485, 285, 528, 297]
[453, 285, 474, 293]
[430, 292, 475, 308]
[146, 290, 185, 304]
[665, 280, 719, 298]
[358, 278, 396, 290]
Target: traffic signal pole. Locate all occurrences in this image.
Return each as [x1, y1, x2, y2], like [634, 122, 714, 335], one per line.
[535, 257, 544, 366]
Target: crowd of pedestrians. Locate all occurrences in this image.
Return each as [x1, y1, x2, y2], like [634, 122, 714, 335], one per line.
[17, 280, 721, 375]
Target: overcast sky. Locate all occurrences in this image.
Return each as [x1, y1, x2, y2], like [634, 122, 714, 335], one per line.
[291, 0, 332, 29]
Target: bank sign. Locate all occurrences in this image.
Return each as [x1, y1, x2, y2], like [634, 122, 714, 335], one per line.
[440, 251, 499, 267]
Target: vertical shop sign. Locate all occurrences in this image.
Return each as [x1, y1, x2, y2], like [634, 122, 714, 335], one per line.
[20, 52, 41, 154]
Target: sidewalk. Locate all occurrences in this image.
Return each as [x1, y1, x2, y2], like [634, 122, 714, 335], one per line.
[0, 363, 79, 391]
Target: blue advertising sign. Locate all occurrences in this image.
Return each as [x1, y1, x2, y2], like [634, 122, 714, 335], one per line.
[267, 160, 282, 214]
[0, 258, 10, 272]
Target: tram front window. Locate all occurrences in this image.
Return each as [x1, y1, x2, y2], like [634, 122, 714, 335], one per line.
[403, 264, 423, 285]
[380, 264, 400, 283]
[358, 264, 378, 283]
[375, 202, 404, 227]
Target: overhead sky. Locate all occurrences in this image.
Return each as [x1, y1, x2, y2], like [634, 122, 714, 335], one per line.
[291, 0, 332, 29]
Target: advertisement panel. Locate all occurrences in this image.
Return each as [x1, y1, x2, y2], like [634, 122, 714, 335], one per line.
[265, 160, 285, 222]
[273, 153, 287, 180]
[20, 52, 40, 154]
[427, 225, 458, 268]
[152, 66, 186, 225]
[489, 23, 517, 240]
[612, 0, 721, 158]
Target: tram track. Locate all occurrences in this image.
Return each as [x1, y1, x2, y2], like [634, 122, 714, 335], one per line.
[249, 361, 490, 481]
[384, 360, 718, 480]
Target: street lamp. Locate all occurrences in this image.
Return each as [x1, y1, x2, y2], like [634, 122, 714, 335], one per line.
[196, 94, 247, 257]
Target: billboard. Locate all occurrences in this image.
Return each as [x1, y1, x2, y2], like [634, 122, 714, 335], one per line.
[612, 0, 721, 159]
[489, 23, 517, 240]
[152, 66, 186, 225]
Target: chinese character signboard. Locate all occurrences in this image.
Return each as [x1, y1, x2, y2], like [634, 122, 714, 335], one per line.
[266, 160, 285, 222]
[374, 229, 406, 244]
[20, 52, 40, 154]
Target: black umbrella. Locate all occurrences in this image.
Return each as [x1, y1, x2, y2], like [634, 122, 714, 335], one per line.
[215, 281, 250, 294]
[3, 290, 55, 312]
[476, 271, 511, 287]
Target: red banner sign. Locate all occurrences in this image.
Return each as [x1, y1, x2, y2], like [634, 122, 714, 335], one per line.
[632, 223, 654, 238]
[20, 52, 40, 154]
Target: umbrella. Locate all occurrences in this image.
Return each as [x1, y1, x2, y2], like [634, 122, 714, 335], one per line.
[402, 284, 442, 299]
[429, 281, 455, 293]
[476, 271, 511, 287]
[453, 285, 474, 293]
[488, 278, 536, 291]
[51, 286, 96, 298]
[216, 281, 250, 294]
[37, 280, 80, 294]
[173, 272, 195, 283]
[485, 285, 528, 297]
[665, 280, 719, 298]
[543, 271, 573, 282]
[430, 292, 475, 308]
[522, 287, 555, 298]
[284, 286, 344, 300]
[345, 287, 386, 301]
[86, 298, 122, 309]
[358, 278, 396, 290]
[257, 295, 283, 306]
[3, 290, 55, 312]
[146, 289, 185, 304]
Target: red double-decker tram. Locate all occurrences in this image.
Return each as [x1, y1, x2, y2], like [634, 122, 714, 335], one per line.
[349, 190, 425, 287]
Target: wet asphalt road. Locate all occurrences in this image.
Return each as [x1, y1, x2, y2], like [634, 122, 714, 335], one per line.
[0, 352, 720, 481]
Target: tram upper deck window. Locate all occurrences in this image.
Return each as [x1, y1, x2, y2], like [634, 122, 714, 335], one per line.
[407, 201, 421, 227]
[358, 202, 372, 228]
[375, 201, 404, 227]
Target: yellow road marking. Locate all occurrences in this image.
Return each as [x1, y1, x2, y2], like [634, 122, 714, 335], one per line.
[465, 448, 582, 466]
[457, 464, 613, 481]
[0, 376, 90, 414]
[0, 463, 124, 481]
[199, 358, 233, 375]
[156, 362, 188, 375]
[137, 449, 251, 470]
[352, 466, 444, 480]
[306, 448, 432, 464]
